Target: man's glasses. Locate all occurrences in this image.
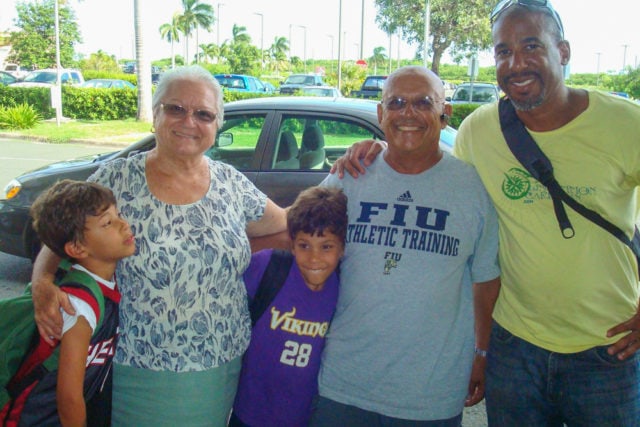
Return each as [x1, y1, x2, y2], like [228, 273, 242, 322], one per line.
[490, 0, 564, 39]
[382, 96, 441, 112]
[160, 103, 217, 124]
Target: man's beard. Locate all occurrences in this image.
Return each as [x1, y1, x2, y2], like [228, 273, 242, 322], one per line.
[502, 73, 546, 111]
[509, 92, 545, 111]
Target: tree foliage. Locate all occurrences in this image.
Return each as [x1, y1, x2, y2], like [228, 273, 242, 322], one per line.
[8, 0, 81, 69]
[79, 50, 120, 72]
[159, 12, 182, 69]
[374, 0, 494, 75]
[178, 0, 214, 64]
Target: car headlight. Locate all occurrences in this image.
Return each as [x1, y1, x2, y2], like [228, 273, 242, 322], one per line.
[2, 179, 22, 200]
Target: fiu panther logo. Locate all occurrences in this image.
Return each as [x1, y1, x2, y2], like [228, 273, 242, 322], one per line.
[383, 252, 401, 274]
[502, 167, 532, 200]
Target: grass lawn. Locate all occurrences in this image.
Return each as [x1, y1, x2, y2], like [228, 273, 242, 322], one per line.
[1, 119, 152, 145]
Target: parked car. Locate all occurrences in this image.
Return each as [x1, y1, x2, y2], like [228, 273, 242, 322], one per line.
[10, 68, 85, 87]
[279, 74, 325, 95]
[298, 86, 342, 97]
[448, 82, 500, 104]
[3, 63, 29, 80]
[350, 75, 387, 99]
[0, 71, 18, 86]
[81, 79, 136, 89]
[443, 81, 457, 99]
[214, 74, 271, 94]
[0, 96, 456, 260]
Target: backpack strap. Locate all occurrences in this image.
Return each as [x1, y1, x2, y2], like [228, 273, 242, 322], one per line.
[58, 269, 106, 333]
[498, 97, 640, 269]
[249, 250, 294, 327]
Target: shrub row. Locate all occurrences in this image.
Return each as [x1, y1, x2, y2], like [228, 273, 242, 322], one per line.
[0, 85, 480, 128]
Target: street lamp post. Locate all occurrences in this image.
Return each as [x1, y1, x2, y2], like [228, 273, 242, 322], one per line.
[337, 0, 343, 91]
[327, 34, 335, 72]
[359, 0, 364, 60]
[622, 44, 629, 72]
[254, 12, 264, 71]
[217, 3, 224, 47]
[297, 25, 308, 73]
[595, 52, 601, 87]
[53, 0, 62, 126]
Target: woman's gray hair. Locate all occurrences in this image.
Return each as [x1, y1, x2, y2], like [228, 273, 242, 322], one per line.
[152, 65, 224, 127]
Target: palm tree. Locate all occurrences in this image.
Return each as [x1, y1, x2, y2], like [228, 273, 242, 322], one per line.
[231, 24, 251, 45]
[159, 12, 181, 69]
[269, 36, 289, 74]
[178, 0, 214, 65]
[199, 43, 219, 63]
[369, 46, 387, 74]
[133, 0, 152, 122]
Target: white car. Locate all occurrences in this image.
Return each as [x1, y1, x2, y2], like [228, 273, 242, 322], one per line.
[3, 63, 29, 80]
[298, 86, 343, 97]
[10, 69, 85, 87]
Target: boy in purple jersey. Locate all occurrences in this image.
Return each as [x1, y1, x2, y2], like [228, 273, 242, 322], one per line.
[229, 186, 347, 427]
[3, 180, 135, 426]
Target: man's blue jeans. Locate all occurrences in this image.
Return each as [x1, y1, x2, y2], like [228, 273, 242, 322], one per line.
[486, 321, 640, 427]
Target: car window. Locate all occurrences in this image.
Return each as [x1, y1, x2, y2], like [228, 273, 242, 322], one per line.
[70, 72, 82, 84]
[363, 77, 385, 90]
[231, 78, 246, 89]
[471, 87, 497, 102]
[206, 114, 267, 170]
[0, 73, 15, 85]
[272, 115, 377, 170]
[26, 71, 56, 83]
[453, 85, 497, 102]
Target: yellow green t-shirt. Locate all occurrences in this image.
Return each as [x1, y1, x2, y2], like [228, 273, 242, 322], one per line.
[454, 91, 640, 353]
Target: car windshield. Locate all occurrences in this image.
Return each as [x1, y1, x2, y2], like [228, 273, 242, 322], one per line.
[452, 86, 497, 102]
[216, 76, 247, 89]
[302, 88, 330, 96]
[362, 78, 385, 90]
[285, 75, 314, 85]
[85, 80, 111, 88]
[24, 71, 57, 83]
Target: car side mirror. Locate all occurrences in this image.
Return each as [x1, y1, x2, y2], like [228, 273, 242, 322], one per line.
[445, 96, 451, 102]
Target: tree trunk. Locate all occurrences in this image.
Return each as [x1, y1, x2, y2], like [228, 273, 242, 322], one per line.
[134, 0, 153, 122]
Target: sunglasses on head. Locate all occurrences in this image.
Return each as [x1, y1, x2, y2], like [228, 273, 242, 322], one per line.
[490, 0, 564, 39]
[160, 103, 217, 124]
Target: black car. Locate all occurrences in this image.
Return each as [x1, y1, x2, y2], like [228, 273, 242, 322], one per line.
[278, 74, 326, 95]
[0, 96, 456, 260]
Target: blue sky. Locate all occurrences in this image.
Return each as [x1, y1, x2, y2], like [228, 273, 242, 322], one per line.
[2, 0, 639, 74]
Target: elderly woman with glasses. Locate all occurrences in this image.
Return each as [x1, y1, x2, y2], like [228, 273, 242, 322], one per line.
[30, 65, 287, 427]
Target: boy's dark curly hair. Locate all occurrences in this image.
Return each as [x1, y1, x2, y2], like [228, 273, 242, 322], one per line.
[30, 179, 117, 259]
[287, 186, 348, 242]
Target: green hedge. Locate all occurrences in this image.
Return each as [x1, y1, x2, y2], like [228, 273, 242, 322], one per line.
[449, 104, 481, 129]
[0, 85, 137, 120]
[0, 84, 482, 129]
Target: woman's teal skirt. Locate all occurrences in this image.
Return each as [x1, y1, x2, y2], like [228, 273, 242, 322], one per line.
[111, 357, 241, 427]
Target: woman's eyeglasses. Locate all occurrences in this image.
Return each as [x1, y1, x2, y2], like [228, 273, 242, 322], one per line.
[382, 96, 441, 112]
[490, 0, 564, 39]
[160, 103, 217, 124]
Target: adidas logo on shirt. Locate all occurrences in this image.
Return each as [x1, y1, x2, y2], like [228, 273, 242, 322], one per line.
[397, 191, 413, 202]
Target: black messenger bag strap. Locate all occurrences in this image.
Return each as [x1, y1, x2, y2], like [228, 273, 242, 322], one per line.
[498, 97, 640, 266]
